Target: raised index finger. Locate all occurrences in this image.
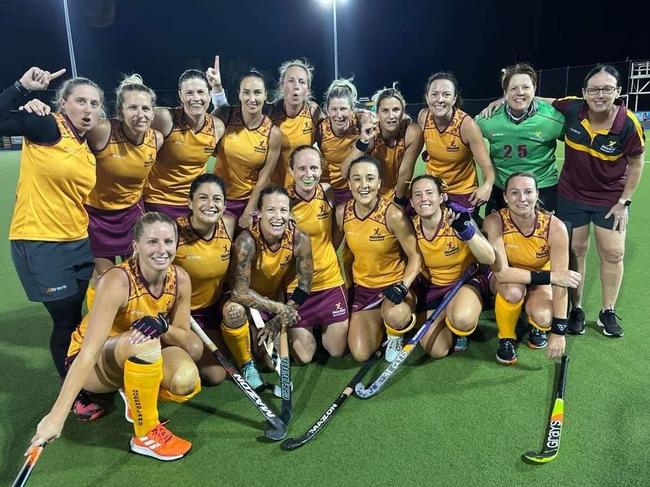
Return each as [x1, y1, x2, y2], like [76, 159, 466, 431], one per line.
[50, 68, 67, 80]
[214, 55, 219, 71]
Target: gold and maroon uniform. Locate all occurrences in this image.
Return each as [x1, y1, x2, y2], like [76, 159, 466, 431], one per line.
[10, 113, 96, 241]
[68, 258, 177, 357]
[317, 114, 360, 191]
[247, 219, 296, 298]
[287, 184, 343, 292]
[499, 208, 551, 271]
[421, 109, 477, 195]
[342, 197, 405, 288]
[144, 107, 217, 206]
[214, 106, 274, 201]
[86, 120, 157, 210]
[270, 101, 317, 188]
[372, 120, 408, 198]
[174, 216, 231, 311]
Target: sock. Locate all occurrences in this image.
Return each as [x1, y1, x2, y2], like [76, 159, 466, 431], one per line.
[495, 293, 523, 339]
[123, 356, 163, 437]
[84, 285, 96, 311]
[446, 316, 476, 337]
[385, 314, 416, 337]
[220, 321, 253, 366]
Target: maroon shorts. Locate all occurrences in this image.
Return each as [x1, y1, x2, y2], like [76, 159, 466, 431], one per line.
[144, 202, 190, 220]
[333, 188, 352, 207]
[225, 198, 249, 222]
[350, 284, 388, 313]
[191, 300, 224, 330]
[86, 200, 145, 258]
[289, 285, 349, 328]
[445, 192, 474, 210]
[412, 269, 489, 311]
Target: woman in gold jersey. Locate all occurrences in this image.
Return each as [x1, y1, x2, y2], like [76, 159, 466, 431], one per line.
[145, 70, 226, 219]
[30, 212, 200, 461]
[287, 146, 348, 363]
[408, 175, 494, 357]
[483, 172, 581, 365]
[343, 85, 423, 208]
[335, 156, 421, 363]
[214, 71, 282, 228]
[84, 75, 164, 278]
[174, 174, 235, 384]
[0, 67, 103, 387]
[417, 72, 495, 210]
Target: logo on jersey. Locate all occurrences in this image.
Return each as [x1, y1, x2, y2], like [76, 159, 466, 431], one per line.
[444, 240, 460, 257]
[302, 120, 313, 135]
[280, 254, 293, 268]
[254, 138, 268, 154]
[369, 228, 385, 241]
[536, 244, 550, 259]
[446, 140, 460, 153]
[203, 145, 216, 154]
[569, 127, 581, 136]
[145, 152, 155, 166]
[45, 284, 68, 294]
[221, 244, 231, 261]
[599, 140, 619, 154]
[317, 204, 329, 220]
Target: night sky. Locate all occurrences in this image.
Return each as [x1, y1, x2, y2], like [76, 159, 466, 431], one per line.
[1, 0, 647, 113]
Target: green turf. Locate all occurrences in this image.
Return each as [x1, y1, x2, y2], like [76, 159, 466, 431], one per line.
[1, 139, 649, 486]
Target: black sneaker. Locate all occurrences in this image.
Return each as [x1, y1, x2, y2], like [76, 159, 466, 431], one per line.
[496, 338, 518, 365]
[598, 309, 624, 337]
[567, 307, 586, 335]
[527, 327, 548, 349]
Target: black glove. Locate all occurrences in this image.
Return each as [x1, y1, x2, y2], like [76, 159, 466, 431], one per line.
[450, 211, 476, 241]
[131, 314, 169, 339]
[383, 282, 409, 304]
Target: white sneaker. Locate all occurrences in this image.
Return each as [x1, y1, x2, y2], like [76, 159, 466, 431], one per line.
[118, 388, 133, 423]
[384, 335, 403, 363]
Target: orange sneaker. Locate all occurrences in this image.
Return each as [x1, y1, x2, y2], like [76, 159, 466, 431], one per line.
[129, 423, 192, 461]
[118, 389, 133, 424]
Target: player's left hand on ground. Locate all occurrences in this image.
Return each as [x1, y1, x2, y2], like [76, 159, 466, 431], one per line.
[546, 333, 565, 360]
[20, 98, 51, 116]
[605, 203, 628, 232]
[469, 183, 491, 206]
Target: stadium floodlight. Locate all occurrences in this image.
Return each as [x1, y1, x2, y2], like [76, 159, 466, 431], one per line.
[317, 0, 346, 79]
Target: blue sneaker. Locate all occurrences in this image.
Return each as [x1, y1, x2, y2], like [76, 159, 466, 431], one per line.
[527, 327, 548, 349]
[453, 336, 469, 353]
[242, 361, 264, 390]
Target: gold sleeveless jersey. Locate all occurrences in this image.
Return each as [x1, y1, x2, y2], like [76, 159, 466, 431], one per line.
[413, 214, 475, 285]
[342, 197, 405, 288]
[422, 109, 477, 194]
[86, 120, 157, 210]
[271, 101, 317, 187]
[247, 219, 296, 299]
[174, 216, 231, 310]
[499, 208, 551, 271]
[214, 107, 274, 200]
[10, 113, 96, 241]
[68, 258, 177, 356]
[286, 184, 343, 292]
[317, 114, 360, 190]
[372, 120, 408, 196]
[144, 107, 217, 205]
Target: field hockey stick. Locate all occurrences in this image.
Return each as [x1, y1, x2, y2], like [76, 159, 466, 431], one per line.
[189, 317, 287, 441]
[281, 350, 381, 451]
[278, 324, 292, 424]
[523, 354, 569, 464]
[11, 444, 44, 487]
[355, 262, 479, 399]
[250, 308, 282, 393]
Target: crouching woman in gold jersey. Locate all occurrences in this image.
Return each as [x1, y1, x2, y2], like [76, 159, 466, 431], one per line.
[335, 156, 421, 363]
[30, 213, 201, 461]
[483, 172, 581, 365]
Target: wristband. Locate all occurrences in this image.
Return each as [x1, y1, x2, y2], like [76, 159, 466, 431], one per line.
[290, 287, 309, 306]
[355, 138, 370, 152]
[550, 317, 567, 335]
[211, 90, 227, 108]
[617, 198, 631, 207]
[394, 195, 409, 207]
[530, 270, 551, 286]
[13, 81, 30, 96]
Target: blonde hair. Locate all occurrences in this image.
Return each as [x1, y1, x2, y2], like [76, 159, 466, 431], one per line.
[54, 77, 104, 113]
[323, 77, 357, 109]
[274, 59, 314, 103]
[372, 82, 406, 112]
[115, 73, 156, 119]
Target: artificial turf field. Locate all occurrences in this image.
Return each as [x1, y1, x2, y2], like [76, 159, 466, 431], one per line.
[0, 139, 649, 486]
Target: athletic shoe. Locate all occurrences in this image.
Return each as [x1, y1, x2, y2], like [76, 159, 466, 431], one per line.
[453, 336, 469, 353]
[384, 335, 403, 363]
[598, 309, 624, 337]
[118, 388, 133, 424]
[496, 338, 518, 365]
[242, 361, 264, 390]
[72, 390, 108, 422]
[129, 423, 192, 461]
[527, 327, 548, 349]
[567, 307, 586, 335]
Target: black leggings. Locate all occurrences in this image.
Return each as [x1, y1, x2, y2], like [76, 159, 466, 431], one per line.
[43, 281, 89, 379]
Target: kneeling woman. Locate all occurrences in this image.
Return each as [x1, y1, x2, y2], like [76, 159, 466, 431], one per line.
[222, 186, 313, 388]
[287, 145, 349, 363]
[335, 156, 421, 363]
[483, 172, 581, 365]
[30, 213, 201, 461]
[174, 174, 235, 385]
[410, 175, 495, 358]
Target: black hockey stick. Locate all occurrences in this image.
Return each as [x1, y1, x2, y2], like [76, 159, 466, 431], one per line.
[11, 444, 44, 487]
[278, 324, 292, 424]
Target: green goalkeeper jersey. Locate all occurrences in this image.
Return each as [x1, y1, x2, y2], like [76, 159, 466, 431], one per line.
[476, 101, 565, 189]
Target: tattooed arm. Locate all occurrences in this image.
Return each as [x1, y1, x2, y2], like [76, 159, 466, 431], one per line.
[287, 228, 313, 309]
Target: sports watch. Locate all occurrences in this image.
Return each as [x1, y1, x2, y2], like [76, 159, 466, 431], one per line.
[618, 198, 631, 207]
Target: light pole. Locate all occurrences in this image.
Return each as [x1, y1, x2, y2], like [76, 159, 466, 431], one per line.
[318, 0, 342, 79]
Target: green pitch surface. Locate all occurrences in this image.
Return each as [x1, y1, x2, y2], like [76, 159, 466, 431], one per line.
[1, 141, 649, 486]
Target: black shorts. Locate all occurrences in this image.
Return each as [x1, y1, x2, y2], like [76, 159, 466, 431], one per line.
[556, 195, 619, 230]
[11, 239, 94, 302]
[486, 184, 558, 215]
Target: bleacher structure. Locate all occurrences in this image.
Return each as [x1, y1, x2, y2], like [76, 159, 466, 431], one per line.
[629, 60, 650, 112]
